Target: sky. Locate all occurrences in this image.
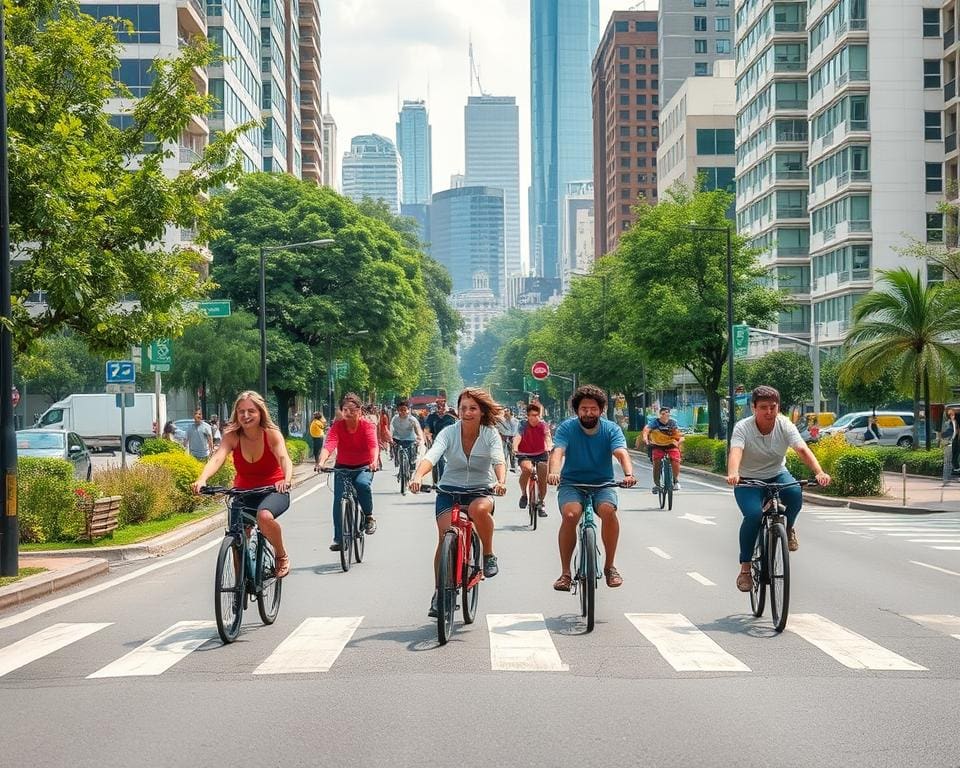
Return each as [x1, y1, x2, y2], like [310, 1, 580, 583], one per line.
[320, 0, 640, 264]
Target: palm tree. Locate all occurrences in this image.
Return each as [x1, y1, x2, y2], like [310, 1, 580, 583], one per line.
[840, 268, 960, 450]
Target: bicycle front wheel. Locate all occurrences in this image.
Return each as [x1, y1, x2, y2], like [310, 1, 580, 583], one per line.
[214, 536, 244, 643]
[353, 503, 365, 563]
[462, 529, 481, 625]
[256, 537, 282, 625]
[579, 526, 597, 632]
[749, 527, 766, 618]
[437, 529, 458, 645]
[340, 498, 354, 572]
[528, 477, 538, 530]
[663, 462, 674, 511]
[399, 452, 409, 495]
[768, 522, 791, 632]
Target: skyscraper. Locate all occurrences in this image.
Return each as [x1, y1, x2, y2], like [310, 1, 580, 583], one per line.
[321, 95, 339, 190]
[530, 0, 599, 279]
[464, 95, 522, 282]
[658, 0, 735, 109]
[396, 100, 432, 205]
[299, 0, 324, 183]
[342, 134, 402, 214]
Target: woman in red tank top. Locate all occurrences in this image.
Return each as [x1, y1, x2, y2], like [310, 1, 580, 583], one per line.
[194, 391, 294, 578]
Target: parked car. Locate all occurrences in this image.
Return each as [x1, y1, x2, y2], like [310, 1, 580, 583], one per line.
[797, 412, 836, 443]
[173, 419, 194, 442]
[819, 411, 916, 448]
[16, 428, 92, 480]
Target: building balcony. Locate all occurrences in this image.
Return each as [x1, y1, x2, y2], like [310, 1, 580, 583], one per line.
[301, 54, 319, 78]
[299, 6, 318, 30]
[776, 206, 807, 219]
[947, 133, 958, 156]
[774, 21, 805, 33]
[849, 219, 871, 232]
[185, 112, 208, 137]
[946, 27, 957, 50]
[947, 80, 957, 103]
[774, 99, 807, 111]
[775, 169, 807, 181]
[179, 144, 201, 164]
[176, 0, 205, 38]
[773, 61, 806, 73]
[775, 245, 809, 257]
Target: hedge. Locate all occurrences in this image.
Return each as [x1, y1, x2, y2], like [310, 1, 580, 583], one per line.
[683, 435, 724, 466]
[868, 447, 944, 476]
[140, 438, 185, 456]
[18, 458, 89, 543]
[96, 463, 178, 526]
[834, 452, 883, 496]
[285, 438, 310, 464]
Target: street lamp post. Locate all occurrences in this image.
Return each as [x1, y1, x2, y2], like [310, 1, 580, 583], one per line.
[258, 238, 334, 396]
[690, 224, 734, 454]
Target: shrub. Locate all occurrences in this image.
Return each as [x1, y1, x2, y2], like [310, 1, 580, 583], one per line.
[834, 452, 883, 496]
[140, 452, 205, 513]
[713, 442, 728, 473]
[683, 435, 724, 466]
[785, 449, 812, 481]
[870, 447, 942, 476]
[625, 430, 642, 450]
[18, 457, 76, 543]
[285, 438, 310, 464]
[209, 455, 236, 487]
[809, 434, 852, 475]
[95, 463, 176, 525]
[140, 438, 184, 456]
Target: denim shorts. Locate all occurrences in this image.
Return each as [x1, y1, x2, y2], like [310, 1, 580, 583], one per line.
[557, 485, 618, 512]
[516, 452, 549, 465]
[434, 485, 494, 519]
[230, 491, 289, 523]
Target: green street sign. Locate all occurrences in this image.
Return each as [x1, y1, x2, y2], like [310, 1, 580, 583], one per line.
[335, 360, 349, 380]
[142, 338, 173, 372]
[199, 299, 231, 318]
[732, 324, 750, 359]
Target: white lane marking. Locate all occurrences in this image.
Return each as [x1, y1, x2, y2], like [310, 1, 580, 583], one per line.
[832, 530, 874, 537]
[292, 478, 327, 502]
[678, 513, 716, 525]
[87, 621, 216, 678]
[486, 613, 568, 672]
[869, 528, 960, 533]
[625, 613, 750, 672]
[906, 539, 960, 544]
[887, 533, 960, 538]
[907, 614, 960, 640]
[253, 616, 362, 675]
[0, 622, 112, 677]
[787, 614, 927, 671]
[687, 572, 716, 586]
[911, 560, 960, 577]
[932, 546, 960, 550]
[0, 539, 221, 632]
[647, 547, 672, 560]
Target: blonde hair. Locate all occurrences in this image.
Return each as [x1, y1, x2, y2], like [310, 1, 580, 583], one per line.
[224, 391, 280, 435]
[457, 387, 502, 428]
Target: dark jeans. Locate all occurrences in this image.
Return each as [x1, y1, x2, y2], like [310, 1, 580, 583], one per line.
[332, 467, 373, 543]
[733, 470, 802, 563]
[952, 439, 960, 470]
[312, 435, 323, 462]
[396, 439, 417, 467]
[431, 457, 446, 484]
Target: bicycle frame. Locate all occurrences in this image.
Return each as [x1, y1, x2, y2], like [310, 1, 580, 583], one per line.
[449, 496, 482, 591]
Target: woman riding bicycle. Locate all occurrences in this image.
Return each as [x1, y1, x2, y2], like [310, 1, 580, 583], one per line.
[515, 401, 553, 517]
[192, 390, 293, 578]
[317, 392, 379, 551]
[409, 388, 507, 617]
[726, 385, 831, 592]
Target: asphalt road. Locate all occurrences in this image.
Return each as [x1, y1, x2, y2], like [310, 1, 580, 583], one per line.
[2, 459, 959, 767]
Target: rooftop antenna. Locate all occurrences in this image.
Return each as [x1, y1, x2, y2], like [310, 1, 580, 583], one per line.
[469, 36, 489, 97]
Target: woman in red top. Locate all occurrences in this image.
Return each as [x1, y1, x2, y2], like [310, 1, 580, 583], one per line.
[193, 391, 294, 578]
[317, 392, 379, 551]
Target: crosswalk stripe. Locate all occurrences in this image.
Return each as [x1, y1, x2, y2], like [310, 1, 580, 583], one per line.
[253, 617, 363, 675]
[687, 572, 716, 586]
[0, 623, 112, 678]
[911, 560, 960, 577]
[486, 614, 568, 672]
[787, 614, 927, 671]
[907, 614, 960, 640]
[647, 547, 672, 560]
[87, 621, 216, 678]
[625, 613, 750, 672]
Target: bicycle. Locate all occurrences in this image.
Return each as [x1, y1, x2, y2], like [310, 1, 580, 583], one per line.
[501, 435, 517, 472]
[201, 485, 284, 644]
[560, 480, 628, 633]
[653, 449, 674, 511]
[321, 468, 368, 572]
[395, 440, 416, 496]
[516, 453, 545, 529]
[420, 485, 490, 645]
[736, 479, 809, 633]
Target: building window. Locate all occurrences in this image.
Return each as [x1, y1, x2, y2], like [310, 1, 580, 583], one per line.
[619, 78, 630, 89]
[652, 95, 659, 105]
[694, 62, 708, 76]
[923, 59, 941, 88]
[636, 48, 646, 59]
[715, 17, 731, 32]
[926, 162, 943, 193]
[636, 63, 647, 74]
[924, 111, 943, 140]
[695, 39, 707, 53]
[620, 125, 630, 136]
[619, 110, 630, 120]
[81, 4, 161, 43]
[636, 110, 647, 121]
[652, 48, 658, 59]
[615, 20, 629, 32]
[696, 128, 735, 154]
[620, 141, 631, 152]
[929, 263, 945, 285]
[115, 59, 156, 97]
[636, 94, 647, 105]
[636, 21, 657, 32]
[620, 94, 630, 105]
[620, 157, 632, 168]
[927, 213, 944, 242]
[621, 172, 630, 183]
[621, 205, 631, 215]
[636, 79, 647, 89]
[651, 64, 659, 74]
[716, 39, 731, 54]
[619, 46, 630, 59]
[694, 16, 707, 31]
[621, 188, 632, 199]
[637, 126, 647, 137]
[715, 0, 730, 6]
[694, 0, 706, 5]
[922, 8, 940, 37]
[636, 142, 647, 152]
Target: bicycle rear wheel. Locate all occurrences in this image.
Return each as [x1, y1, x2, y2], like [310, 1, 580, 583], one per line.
[663, 462, 674, 511]
[462, 529, 481, 624]
[768, 522, 791, 632]
[353, 502, 365, 563]
[579, 526, 597, 632]
[256, 537, 282, 624]
[528, 476, 538, 530]
[340, 498, 354, 572]
[399, 451, 409, 495]
[214, 536, 244, 643]
[437, 530, 458, 645]
[749, 527, 766, 617]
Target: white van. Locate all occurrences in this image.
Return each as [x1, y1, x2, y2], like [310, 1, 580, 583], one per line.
[818, 411, 916, 448]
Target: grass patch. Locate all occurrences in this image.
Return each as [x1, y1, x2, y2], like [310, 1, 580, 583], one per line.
[19, 506, 222, 551]
[0, 567, 46, 587]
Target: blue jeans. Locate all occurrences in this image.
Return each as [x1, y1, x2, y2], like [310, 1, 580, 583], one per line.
[733, 470, 802, 563]
[332, 467, 373, 543]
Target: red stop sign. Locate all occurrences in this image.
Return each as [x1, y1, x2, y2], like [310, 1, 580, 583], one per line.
[531, 361, 550, 380]
[11, 387, 20, 407]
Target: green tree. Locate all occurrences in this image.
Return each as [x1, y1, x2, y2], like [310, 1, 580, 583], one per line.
[841, 268, 960, 449]
[743, 350, 812, 412]
[15, 334, 105, 402]
[615, 184, 785, 437]
[7, 0, 245, 353]
[459, 310, 533, 387]
[837, 368, 900, 415]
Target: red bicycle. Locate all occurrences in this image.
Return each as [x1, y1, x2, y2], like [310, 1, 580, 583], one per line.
[516, 453, 547, 530]
[422, 485, 491, 645]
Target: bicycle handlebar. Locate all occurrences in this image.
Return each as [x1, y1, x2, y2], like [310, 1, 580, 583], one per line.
[199, 485, 278, 497]
[735, 479, 811, 490]
[416, 485, 496, 496]
[558, 480, 631, 490]
[319, 467, 376, 474]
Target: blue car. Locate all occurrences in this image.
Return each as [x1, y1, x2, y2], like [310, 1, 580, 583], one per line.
[17, 429, 92, 480]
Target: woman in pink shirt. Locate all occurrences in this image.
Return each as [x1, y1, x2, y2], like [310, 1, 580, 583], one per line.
[317, 392, 379, 551]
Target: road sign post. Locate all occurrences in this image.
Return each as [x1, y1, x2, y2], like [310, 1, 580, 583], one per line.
[142, 339, 172, 373]
[531, 360, 550, 380]
[105, 361, 135, 467]
[732, 325, 750, 359]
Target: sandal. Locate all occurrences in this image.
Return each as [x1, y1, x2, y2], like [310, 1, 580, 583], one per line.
[553, 574, 573, 591]
[736, 571, 752, 592]
[275, 554, 290, 579]
[604, 567, 623, 588]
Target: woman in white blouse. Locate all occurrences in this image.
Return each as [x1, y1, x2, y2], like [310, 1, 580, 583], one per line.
[410, 388, 507, 617]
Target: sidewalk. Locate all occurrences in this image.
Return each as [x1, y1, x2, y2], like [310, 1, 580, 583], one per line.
[0, 460, 322, 612]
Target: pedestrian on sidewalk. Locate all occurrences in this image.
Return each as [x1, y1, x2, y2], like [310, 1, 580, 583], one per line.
[942, 408, 960, 474]
[309, 411, 326, 471]
[184, 409, 214, 461]
[863, 415, 882, 446]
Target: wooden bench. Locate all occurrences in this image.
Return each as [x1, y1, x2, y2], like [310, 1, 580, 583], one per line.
[82, 496, 122, 542]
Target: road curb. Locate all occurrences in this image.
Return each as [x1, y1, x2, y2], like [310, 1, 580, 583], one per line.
[0, 558, 108, 611]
